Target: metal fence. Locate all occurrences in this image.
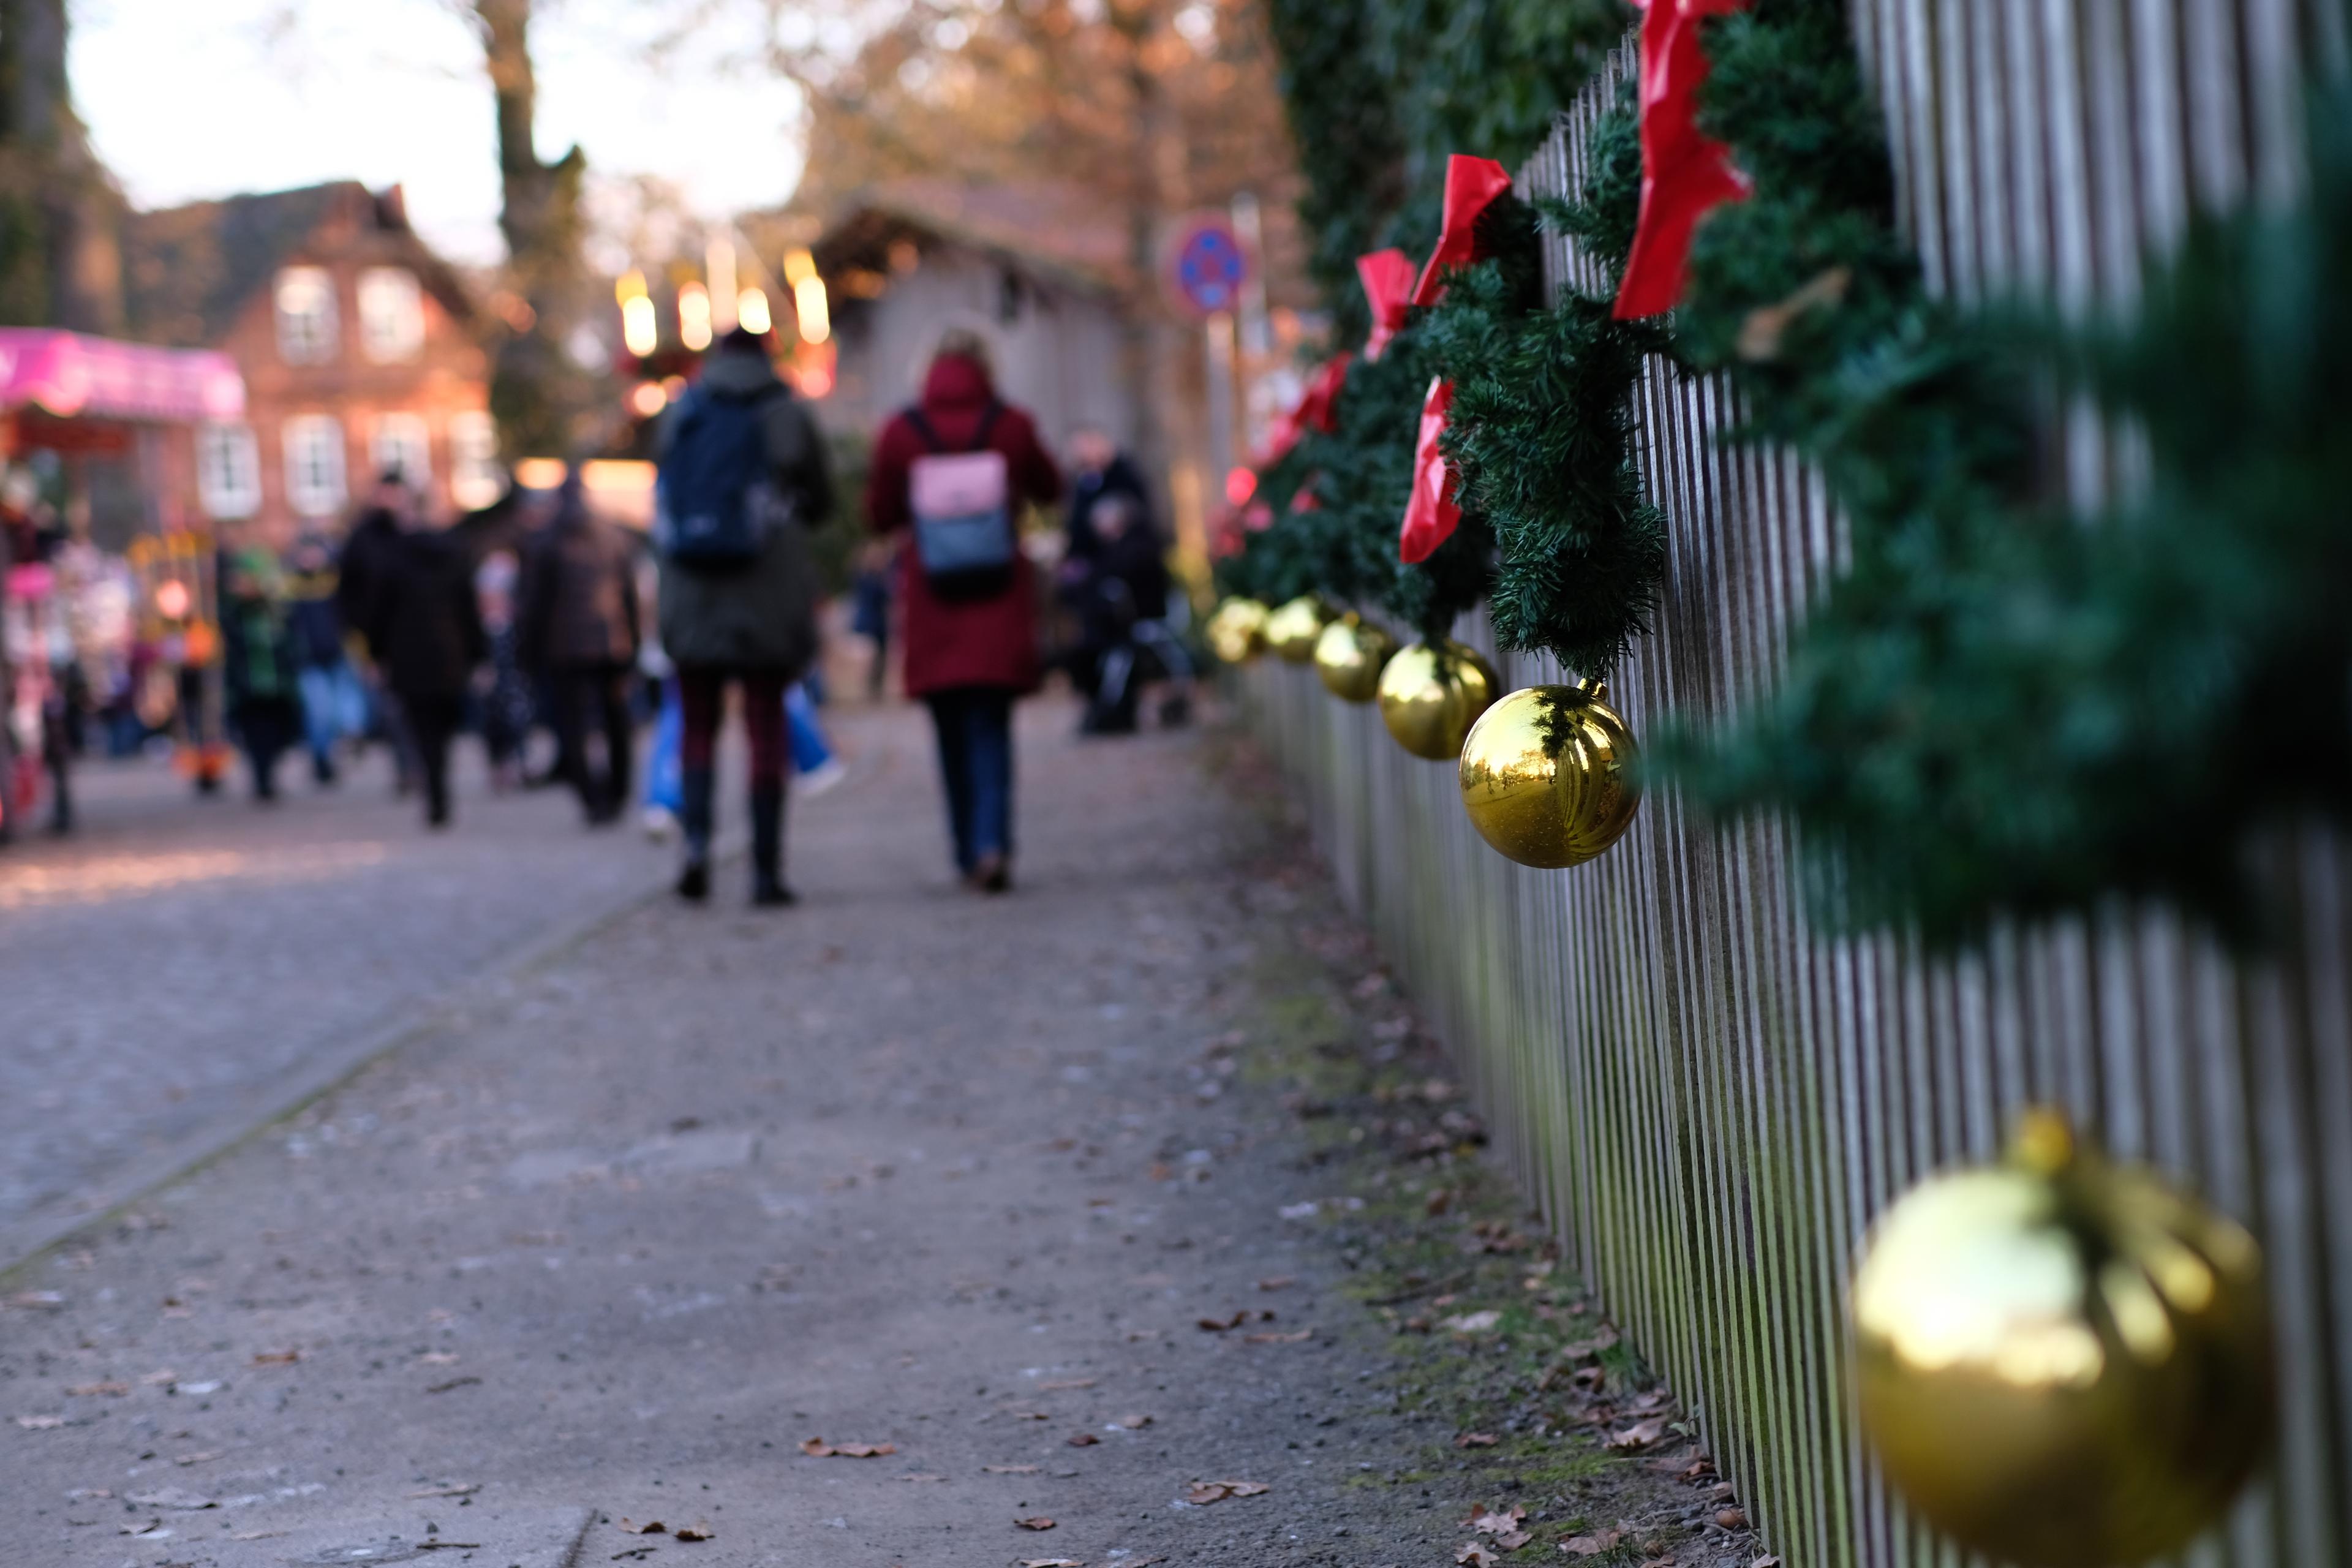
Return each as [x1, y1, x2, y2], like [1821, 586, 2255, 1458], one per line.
[1239, 5, 2351, 1564]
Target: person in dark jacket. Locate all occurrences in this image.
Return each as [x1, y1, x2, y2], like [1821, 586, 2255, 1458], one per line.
[284, 531, 359, 785]
[519, 473, 642, 825]
[657, 326, 836, 905]
[365, 515, 486, 828]
[336, 473, 420, 796]
[1062, 426, 1156, 578]
[865, 331, 1063, 893]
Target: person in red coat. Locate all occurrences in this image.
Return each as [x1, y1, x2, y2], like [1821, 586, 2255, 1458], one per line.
[866, 333, 1063, 892]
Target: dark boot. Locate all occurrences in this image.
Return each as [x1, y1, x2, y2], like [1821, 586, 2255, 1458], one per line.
[676, 764, 715, 902]
[750, 783, 794, 907]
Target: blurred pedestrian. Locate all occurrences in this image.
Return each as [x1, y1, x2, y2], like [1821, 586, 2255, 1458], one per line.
[865, 330, 1062, 893]
[221, 531, 302, 802]
[337, 471, 421, 796]
[519, 472, 642, 826]
[284, 530, 361, 785]
[364, 503, 484, 829]
[654, 325, 835, 905]
[850, 538, 894, 701]
[1063, 425, 1154, 568]
[472, 548, 534, 792]
[1066, 491, 1174, 734]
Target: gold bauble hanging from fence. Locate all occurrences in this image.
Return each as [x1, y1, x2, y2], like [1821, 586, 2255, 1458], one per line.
[1851, 1110, 2274, 1568]
[1457, 680, 1642, 868]
[1314, 614, 1397, 703]
[1376, 641, 1501, 761]
[1205, 598, 1270, 665]
[1264, 595, 1330, 663]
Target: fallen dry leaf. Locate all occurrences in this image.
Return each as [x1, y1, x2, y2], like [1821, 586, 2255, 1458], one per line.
[1113, 1413, 1153, 1429]
[1257, 1276, 1296, 1292]
[126, 1488, 216, 1510]
[1457, 1546, 1499, 1567]
[1020, 1560, 1084, 1567]
[1607, 1419, 1670, 1452]
[230, 1530, 288, 1541]
[618, 1518, 665, 1534]
[1469, 1505, 1528, 1534]
[66, 1381, 130, 1397]
[1014, 1515, 1057, 1531]
[1495, 1531, 1532, 1550]
[1716, 1507, 1749, 1529]
[1196, 1311, 1247, 1332]
[5, 1290, 66, 1310]
[251, 1350, 299, 1366]
[140, 1369, 178, 1386]
[1454, 1431, 1501, 1449]
[1561, 1529, 1625, 1556]
[1439, 1310, 1502, 1335]
[801, 1438, 895, 1458]
[172, 1450, 222, 1466]
[417, 1352, 461, 1366]
[1185, 1480, 1270, 1505]
[1067, 1432, 1099, 1447]
[405, 1483, 480, 1499]
[425, 1376, 481, 1395]
[1037, 1378, 1096, 1391]
[1243, 1329, 1313, 1344]
[983, 1464, 1042, 1474]
[673, 1521, 714, 1541]
[15, 1414, 65, 1430]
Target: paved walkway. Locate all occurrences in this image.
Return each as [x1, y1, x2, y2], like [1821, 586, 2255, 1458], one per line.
[0, 741, 676, 1260]
[1, 702, 1486, 1567]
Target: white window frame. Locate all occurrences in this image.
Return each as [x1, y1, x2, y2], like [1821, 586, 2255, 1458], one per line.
[274, 266, 340, 366]
[196, 423, 262, 521]
[282, 414, 349, 518]
[370, 412, 432, 492]
[447, 409, 503, 511]
[357, 266, 426, 363]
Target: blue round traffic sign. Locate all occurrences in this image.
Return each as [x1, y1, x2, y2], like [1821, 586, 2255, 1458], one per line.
[1171, 220, 1248, 316]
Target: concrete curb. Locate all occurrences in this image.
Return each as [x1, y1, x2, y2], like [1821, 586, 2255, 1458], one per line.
[0, 832, 747, 1280]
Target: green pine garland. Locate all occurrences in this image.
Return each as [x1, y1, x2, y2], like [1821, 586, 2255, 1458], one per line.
[1654, 0, 2352, 946]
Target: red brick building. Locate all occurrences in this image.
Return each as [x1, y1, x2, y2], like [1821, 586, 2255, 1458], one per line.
[123, 182, 498, 537]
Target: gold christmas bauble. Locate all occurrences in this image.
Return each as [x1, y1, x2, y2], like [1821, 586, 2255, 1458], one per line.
[1265, 595, 1330, 663]
[1375, 641, 1501, 761]
[1457, 680, 1642, 869]
[1205, 598, 1269, 664]
[1313, 614, 1397, 704]
[1852, 1111, 2274, 1568]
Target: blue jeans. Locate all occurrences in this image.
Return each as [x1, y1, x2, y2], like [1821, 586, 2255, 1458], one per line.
[297, 661, 366, 764]
[924, 688, 1014, 873]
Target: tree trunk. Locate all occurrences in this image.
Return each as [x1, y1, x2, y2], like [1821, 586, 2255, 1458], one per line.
[473, 0, 593, 462]
[1113, 0, 1199, 577]
[0, 0, 123, 333]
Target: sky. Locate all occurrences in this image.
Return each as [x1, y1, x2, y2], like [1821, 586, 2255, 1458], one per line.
[72, 0, 810, 270]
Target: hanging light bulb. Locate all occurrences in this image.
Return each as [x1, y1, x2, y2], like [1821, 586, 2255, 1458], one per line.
[678, 282, 713, 352]
[737, 287, 772, 336]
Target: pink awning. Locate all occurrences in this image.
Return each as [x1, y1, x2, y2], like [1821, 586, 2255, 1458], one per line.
[0, 329, 245, 425]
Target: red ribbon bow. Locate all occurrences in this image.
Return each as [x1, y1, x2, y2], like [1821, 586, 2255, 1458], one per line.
[1358, 250, 1417, 362]
[1614, 0, 1752, 320]
[1398, 377, 1460, 565]
[1411, 155, 1517, 308]
[1258, 352, 1354, 468]
[1390, 156, 1512, 565]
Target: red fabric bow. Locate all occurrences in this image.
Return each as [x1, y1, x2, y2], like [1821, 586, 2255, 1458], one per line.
[1398, 377, 1460, 564]
[1411, 155, 1517, 307]
[1358, 250, 1417, 361]
[1615, 0, 1751, 320]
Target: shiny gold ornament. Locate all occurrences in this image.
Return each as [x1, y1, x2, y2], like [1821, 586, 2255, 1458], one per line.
[1852, 1110, 2274, 1568]
[1375, 641, 1501, 761]
[1205, 598, 1269, 665]
[1457, 680, 1642, 868]
[1264, 595, 1330, 663]
[1313, 614, 1397, 704]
